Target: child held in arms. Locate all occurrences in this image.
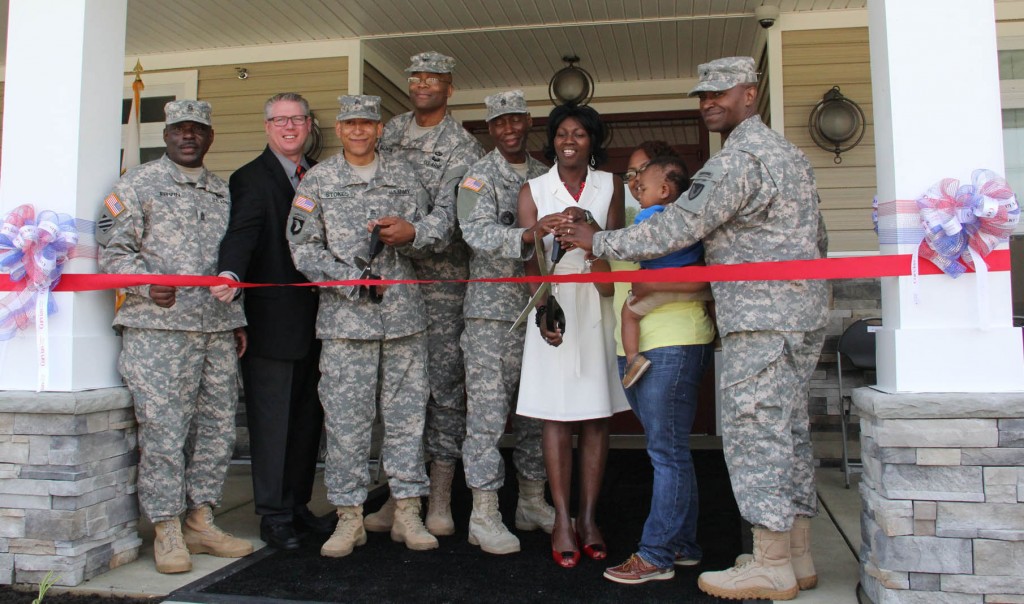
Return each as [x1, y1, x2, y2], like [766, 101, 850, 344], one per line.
[620, 156, 712, 388]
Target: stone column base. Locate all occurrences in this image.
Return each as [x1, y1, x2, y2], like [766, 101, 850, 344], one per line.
[0, 388, 140, 586]
[853, 388, 1024, 604]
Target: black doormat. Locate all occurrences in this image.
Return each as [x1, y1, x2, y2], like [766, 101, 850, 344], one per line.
[172, 449, 742, 604]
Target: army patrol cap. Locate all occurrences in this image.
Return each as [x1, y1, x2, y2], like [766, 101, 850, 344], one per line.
[688, 57, 759, 96]
[165, 100, 213, 126]
[405, 51, 456, 74]
[336, 95, 382, 121]
[484, 90, 529, 122]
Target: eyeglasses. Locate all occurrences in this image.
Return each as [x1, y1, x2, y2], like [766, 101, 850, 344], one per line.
[407, 76, 450, 87]
[267, 115, 310, 127]
[624, 162, 650, 182]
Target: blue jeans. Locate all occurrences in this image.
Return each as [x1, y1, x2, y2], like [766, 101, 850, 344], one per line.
[618, 343, 712, 569]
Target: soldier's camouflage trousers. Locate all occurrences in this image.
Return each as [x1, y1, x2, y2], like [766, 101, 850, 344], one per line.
[119, 327, 238, 522]
[461, 319, 545, 490]
[320, 333, 430, 506]
[420, 281, 468, 463]
[719, 328, 826, 532]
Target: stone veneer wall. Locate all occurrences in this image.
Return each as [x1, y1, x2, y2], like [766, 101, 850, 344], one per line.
[853, 388, 1024, 603]
[0, 389, 140, 586]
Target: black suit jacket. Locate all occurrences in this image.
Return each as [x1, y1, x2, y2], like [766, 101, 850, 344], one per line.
[219, 146, 318, 360]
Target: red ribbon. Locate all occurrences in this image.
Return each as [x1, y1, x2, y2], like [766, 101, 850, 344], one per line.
[0, 250, 1009, 292]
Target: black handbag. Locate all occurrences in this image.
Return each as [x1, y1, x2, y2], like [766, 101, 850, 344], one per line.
[539, 236, 566, 335]
[545, 292, 566, 334]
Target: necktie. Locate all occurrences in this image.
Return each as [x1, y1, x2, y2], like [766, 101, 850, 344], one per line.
[295, 164, 306, 182]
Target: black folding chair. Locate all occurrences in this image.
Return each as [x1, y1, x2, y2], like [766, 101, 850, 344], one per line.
[837, 317, 881, 488]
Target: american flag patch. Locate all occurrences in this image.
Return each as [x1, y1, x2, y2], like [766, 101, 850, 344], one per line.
[461, 177, 484, 192]
[104, 194, 124, 217]
[293, 196, 316, 213]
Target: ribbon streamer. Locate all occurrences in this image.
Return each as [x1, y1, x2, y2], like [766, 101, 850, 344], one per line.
[1, 249, 1009, 294]
[0, 204, 81, 390]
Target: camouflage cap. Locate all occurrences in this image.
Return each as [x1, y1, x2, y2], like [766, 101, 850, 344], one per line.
[484, 90, 529, 122]
[165, 100, 212, 126]
[688, 56, 758, 96]
[405, 51, 456, 74]
[336, 95, 382, 122]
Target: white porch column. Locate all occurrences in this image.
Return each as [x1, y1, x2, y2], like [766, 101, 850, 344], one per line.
[0, 0, 127, 391]
[869, 0, 1024, 393]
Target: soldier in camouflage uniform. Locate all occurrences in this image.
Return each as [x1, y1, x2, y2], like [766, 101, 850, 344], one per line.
[97, 100, 253, 575]
[456, 90, 555, 554]
[368, 51, 484, 537]
[286, 95, 439, 557]
[561, 57, 829, 600]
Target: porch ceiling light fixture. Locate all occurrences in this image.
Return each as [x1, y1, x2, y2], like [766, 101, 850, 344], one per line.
[808, 86, 865, 164]
[548, 55, 594, 107]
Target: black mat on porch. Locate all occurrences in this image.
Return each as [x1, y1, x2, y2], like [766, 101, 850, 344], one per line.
[173, 449, 742, 604]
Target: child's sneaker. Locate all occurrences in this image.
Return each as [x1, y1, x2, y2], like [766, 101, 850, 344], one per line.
[621, 354, 651, 388]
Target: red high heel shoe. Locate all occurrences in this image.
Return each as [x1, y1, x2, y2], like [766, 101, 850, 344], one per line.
[552, 545, 581, 568]
[581, 542, 607, 560]
[577, 530, 607, 560]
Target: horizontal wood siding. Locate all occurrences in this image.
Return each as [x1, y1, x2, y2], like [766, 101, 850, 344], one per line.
[364, 62, 412, 123]
[195, 57, 349, 178]
[782, 27, 876, 254]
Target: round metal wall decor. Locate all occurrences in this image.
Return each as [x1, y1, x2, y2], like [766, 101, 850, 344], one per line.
[549, 55, 594, 107]
[808, 86, 866, 164]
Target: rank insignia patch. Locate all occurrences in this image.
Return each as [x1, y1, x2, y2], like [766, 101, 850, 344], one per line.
[461, 177, 484, 192]
[293, 196, 316, 213]
[104, 194, 124, 217]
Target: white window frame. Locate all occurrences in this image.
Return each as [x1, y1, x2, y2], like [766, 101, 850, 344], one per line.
[121, 70, 198, 151]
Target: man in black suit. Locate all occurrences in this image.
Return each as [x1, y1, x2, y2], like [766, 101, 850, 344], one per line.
[212, 92, 333, 549]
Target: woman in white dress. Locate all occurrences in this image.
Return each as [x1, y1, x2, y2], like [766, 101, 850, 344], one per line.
[516, 104, 627, 568]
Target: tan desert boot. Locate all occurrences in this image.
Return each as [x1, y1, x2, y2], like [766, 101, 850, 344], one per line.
[153, 518, 191, 574]
[789, 516, 817, 589]
[425, 461, 455, 536]
[734, 516, 817, 590]
[183, 506, 253, 558]
[698, 527, 798, 600]
[514, 477, 555, 533]
[392, 497, 439, 551]
[363, 495, 396, 532]
[321, 505, 367, 558]
[468, 489, 520, 555]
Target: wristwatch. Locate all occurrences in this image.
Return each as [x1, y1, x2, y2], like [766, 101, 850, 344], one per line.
[582, 210, 594, 225]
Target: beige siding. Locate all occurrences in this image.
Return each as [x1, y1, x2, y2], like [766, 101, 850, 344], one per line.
[782, 27, 876, 254]
[364, 62, 412, 123]
[187, 56, 349, 178]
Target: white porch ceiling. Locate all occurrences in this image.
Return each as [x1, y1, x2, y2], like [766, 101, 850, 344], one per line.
[1, 1, 868, 91]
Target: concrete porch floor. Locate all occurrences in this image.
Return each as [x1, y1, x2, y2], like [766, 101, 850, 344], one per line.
[39, 444, 865, 603]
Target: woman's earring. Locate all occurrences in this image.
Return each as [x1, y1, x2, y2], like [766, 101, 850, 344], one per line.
[590, 154, 596, 168]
